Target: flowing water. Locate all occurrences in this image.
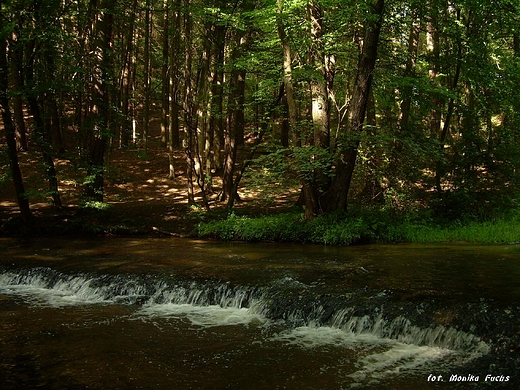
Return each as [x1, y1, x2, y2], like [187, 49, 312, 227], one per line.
[0, 237, 519, 389]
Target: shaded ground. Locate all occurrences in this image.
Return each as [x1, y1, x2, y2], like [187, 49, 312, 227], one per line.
[1, 119, 299, 237]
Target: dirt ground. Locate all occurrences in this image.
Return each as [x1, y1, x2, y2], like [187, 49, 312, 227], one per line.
[1, 118, 299, 236]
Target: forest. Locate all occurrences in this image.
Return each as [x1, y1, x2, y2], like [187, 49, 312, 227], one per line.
[1, 0, 520, 242]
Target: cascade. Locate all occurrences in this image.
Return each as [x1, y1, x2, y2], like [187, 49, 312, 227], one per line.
[1, 263, 518, 388]
[0, 266, 492, 353]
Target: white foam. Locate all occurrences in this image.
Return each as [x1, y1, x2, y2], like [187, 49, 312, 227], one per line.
[0, 272, 110, 307]
[350, 343, 451, 380]
[273, 325, 390, 348]
[136, 302, 267, 327]
[271, 325, 483, 384]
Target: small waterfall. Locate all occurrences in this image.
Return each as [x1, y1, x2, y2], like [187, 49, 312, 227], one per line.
[0, 268, 112, 306]
[0, 266, 493, 356]
[0, 267, 262, 309]
[329, 310, 488, 353]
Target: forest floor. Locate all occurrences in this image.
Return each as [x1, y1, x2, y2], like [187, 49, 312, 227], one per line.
[0, 117, 300, 237]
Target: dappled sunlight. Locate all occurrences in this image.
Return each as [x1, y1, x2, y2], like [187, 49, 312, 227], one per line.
[1, 113, 299, 235]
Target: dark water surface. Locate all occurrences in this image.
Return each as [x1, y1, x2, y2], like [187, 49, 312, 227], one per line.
[0, 237, 519, 389]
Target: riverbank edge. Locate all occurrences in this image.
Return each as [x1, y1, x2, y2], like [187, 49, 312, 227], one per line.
[0, 206, 184, 238]
[2, 206, 520, 245]
[196, 211, 520, 245]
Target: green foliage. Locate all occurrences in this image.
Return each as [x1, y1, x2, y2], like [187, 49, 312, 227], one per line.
[4, 0, 520, 238]
[81, 201, 112, 211]
[396, 216, 520, 244]
[291, 146, 334, 183]
[197, 211, 376, 245]
[196, 204, 520, 246]
[243, 147, 299, 199]
[22, 188, 56, 203]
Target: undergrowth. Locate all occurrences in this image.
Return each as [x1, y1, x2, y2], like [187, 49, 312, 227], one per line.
[195, 208, 520, 245]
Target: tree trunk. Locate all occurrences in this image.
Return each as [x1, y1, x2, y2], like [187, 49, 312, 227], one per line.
[302, 1, 332, 220]
[26, 96, 63, 208]
[309, 1, 329, 150]
[120, 0, 137, 147]
[168, 0, 182, 179]
[389, 13, 420, 188]
[161, 0, 170, 147]
[143, 0, 151, 151]
[321, 0, 385, 213]
[226, 84, 285, 210]
[24, 37, 63, 208]
[222, 31, 247, 204]
[435, 8, 466, 193]
[399, 16, 420, 130]
[209, 24, 226, 172]
[42, 52, 65, 154]
[183, 0, 195, 205]
[276, 0, 299, 146]
[84, 0, 115, 203]
[9, 39, 28, 151]
[427, 7, 442, 138]
[0, 33, 32, 222]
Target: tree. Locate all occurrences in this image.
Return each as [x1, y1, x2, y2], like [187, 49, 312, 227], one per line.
[2, 0, 519, 224]
[321, 0, 385, 213]
[0, 5, 32, 222]
[83, 0, 116, 203]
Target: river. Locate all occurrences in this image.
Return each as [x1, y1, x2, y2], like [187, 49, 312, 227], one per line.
[0, 237, 518, 389]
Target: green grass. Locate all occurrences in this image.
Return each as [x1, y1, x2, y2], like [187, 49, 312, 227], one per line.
[398, 219, 520, 244]
[195, 209, 520, 245]
[196, 212, 366, 245]
[196, 211, 384, 245]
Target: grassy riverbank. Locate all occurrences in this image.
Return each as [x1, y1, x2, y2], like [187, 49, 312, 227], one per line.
[196, 208, 520, 245]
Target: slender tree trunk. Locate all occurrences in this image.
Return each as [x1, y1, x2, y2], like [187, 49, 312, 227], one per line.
[321, 0, 385, 213]
[183, 0, 195, 205]
[131, 27, 139, 143]
[9, 38, 28, 151]
[226, 85, 285, 210]
[120, 0, 137, 147]
[389, 13, 420, 188]
[427, 7, 441, 138]
[84, 0, 115, 202]
[228, 31, 248, 148]
[221, 130, 236, 203]
[209, 24, 226, 172]
[0, 34, 32, 222]
[281, 96, 290, 147]
[222, 32, 247, 204]
[24, 39, 63, 208]
[42, 52, 65, 154]
[168, 0, 182, 179]
[222, 6, 254, 205]
[169, 0, 181, 150]
[435, 8, 466, 193]
[189, 22, 212, 210]
[143, 0, 151, 150]
[301, 1, 332, 219]
[399, 16, 420, 130]
[276, 0, 299, 146]
[26, 95, 63, 208]
[161, 0, 170, 147]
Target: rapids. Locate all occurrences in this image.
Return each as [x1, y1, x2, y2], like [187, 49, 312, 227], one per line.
[0, 237, 518, 389]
